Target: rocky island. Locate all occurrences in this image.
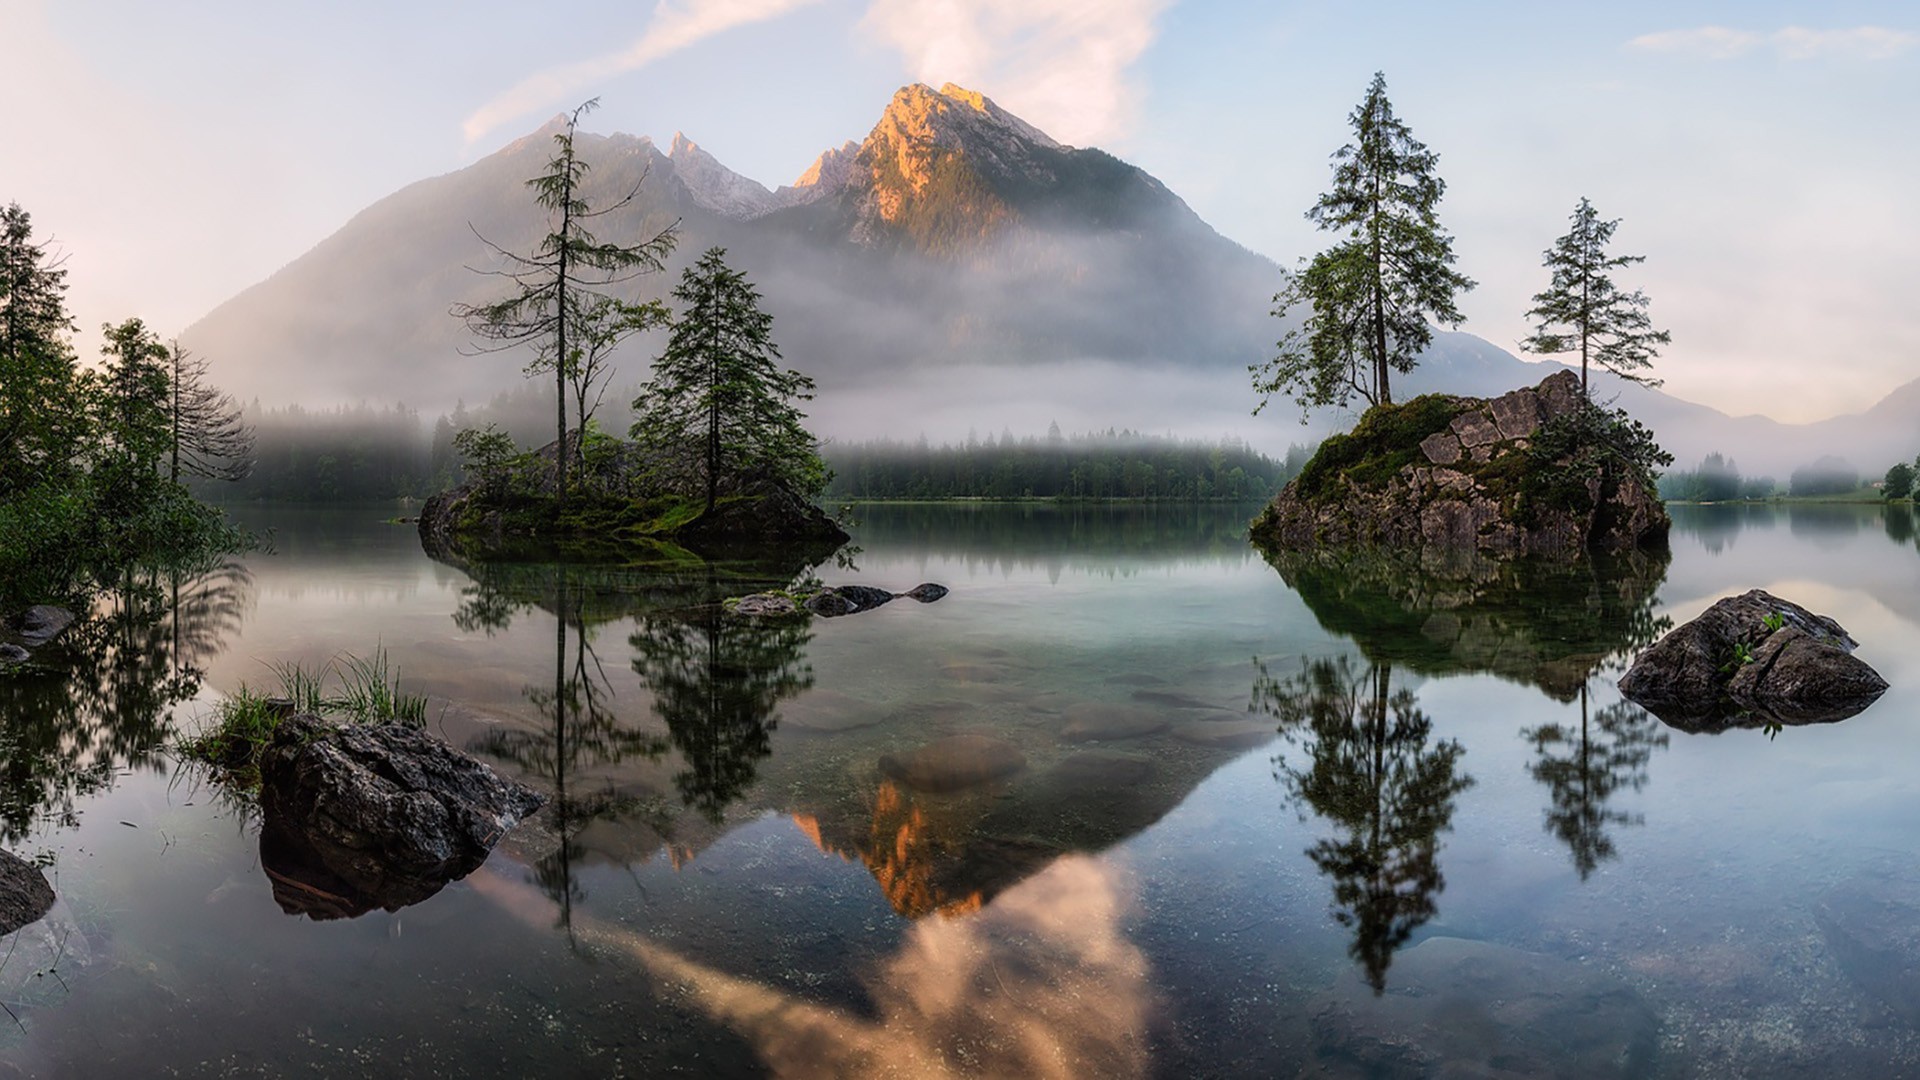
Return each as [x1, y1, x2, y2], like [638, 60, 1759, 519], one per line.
[1251, 370, 1670, 557]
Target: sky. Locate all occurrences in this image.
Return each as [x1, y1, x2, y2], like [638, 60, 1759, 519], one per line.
[3, 0, 1915, 424]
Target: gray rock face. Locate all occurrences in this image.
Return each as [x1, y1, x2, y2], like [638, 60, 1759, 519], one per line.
[1255, 370, 1669, 558]
[732, 593, 800, 617]
[14, 605, 74, 648]
[904, 583, 949, 603]
[0, 849, 54, 936]
[259, 714, 545, 919]
[821, 584, 896, 613]
[1304, 937, 1660, 1079]
[1618, 589, 1887, 730]
[0, 644, 27, 666]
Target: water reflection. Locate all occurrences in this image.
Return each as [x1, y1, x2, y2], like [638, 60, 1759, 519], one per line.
[1255, 657, 1473, 994]
[1887, 504, 1915, 548]
[1262, 547, 1670, 701]
[1521, 685, 1667, 879]
[0, 558, 253, 843]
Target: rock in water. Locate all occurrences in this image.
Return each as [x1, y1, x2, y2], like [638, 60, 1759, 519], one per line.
[259, 714, 545, 919]
[1304, 937, 1659, 1078]
[903, 583, 949, 603]
[0, 849, 55, 935]
[15, 605, 75, 647]
[879, 734, 1026, 793]
[1618, 589, 1887, 730]
[829, 584, 897, 611]
[0, 644, 27, 666]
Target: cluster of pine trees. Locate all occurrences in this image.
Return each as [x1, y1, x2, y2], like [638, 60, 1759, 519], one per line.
[824, 429, 1306, 501]
[1657, 453, 1776, 502]
[1, 203, 251, 603]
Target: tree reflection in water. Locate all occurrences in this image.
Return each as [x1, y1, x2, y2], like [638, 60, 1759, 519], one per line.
[1254, 656, 1473, 995]
[0, 557, 254, 843]
[1522, 684, 1666, 880]
[628, 587, 815, 823]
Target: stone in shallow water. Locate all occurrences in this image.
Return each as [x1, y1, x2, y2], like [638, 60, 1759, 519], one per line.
[1044, 750, 1154, 791]
[13, 605, 74, 647]
[0, 643, 27, 666]
[902, 583, 949, 603]
[1130, 689, 1218, 710]
[0, 848, 54, 936]
[1060, 703, 1168, 743]
[878, 734, 1026, 793]
[1304, 936, 1659, 1079]
[1173, 719, 1272, 750]
[1815, 867, 1920, 1028]
[782, 690, 888, 733]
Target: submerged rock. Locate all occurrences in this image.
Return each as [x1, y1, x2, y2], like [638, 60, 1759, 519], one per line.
[1815, 867, 1920, 1028]
[0, 643, 27, 666]
[0, 849, 55, 936]
[1060, 703, 1168, 743]
[903, 583, 949, 603]
[258, 714, 545, 919]
[879, 734, 1026, 793]
[1304, 936, 1659, 1078]
[1618, 589, 1887, 730]
[733, 582, 952, 619]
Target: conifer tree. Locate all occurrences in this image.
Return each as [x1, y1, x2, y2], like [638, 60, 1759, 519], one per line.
[631, 248, 826, 515]
[1254, 72, 1473, 417]
[452, 99, 677, 513]
[166, 342, 255, 483]
[1520, 197, 1670, 398]
[0, 203, 85, 492]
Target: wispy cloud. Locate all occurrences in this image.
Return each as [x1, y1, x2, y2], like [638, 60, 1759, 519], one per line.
[860, 0, 1172, 146]
[1629, 25, 1918, 61]
[462, 0, 823, 144]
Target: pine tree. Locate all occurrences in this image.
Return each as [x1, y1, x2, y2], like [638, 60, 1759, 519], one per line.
[452, 99, 677, 514]
[0, 203, 85, 492]
[631, 247, 826, 515]
[1520, 197, 1670, 398]
[97, 318, 174, 511]
[166, 342, 255, 483]
[1254, 72, 1473, 417]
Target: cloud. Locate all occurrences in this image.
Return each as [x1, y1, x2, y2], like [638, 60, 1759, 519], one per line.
[1629, 25, 1918, 61]
[462, 0, 823, 143]
[860, 0, 1172, 145]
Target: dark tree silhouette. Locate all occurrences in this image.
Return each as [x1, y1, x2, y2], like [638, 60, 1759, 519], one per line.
[1522, 685, 1667, 880]
[1255, 656, 1473, 994]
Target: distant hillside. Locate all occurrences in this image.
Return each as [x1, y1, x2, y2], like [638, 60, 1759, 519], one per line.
[181, 83, 1919, 478]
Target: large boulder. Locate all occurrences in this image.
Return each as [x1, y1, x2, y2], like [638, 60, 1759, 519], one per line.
[1251, 370, 1670, 557]
[0, 848, 54, 936]
[12, 605, 74, 648]
[1618, 589, 1887, 730]
[258, 714, 545, 919]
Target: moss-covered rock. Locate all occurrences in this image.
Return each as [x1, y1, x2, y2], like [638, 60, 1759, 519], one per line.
[1251, 370, 1670, 557]
[419, 433, 849, 561]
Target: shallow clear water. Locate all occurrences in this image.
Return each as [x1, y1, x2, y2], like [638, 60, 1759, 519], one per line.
[3, 500, 1919, 1076]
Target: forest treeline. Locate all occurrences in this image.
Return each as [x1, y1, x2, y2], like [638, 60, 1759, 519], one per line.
[822, 430, 1308, 501]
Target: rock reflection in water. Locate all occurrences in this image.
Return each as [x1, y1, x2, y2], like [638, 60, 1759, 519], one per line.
[1255, 657, 1473, 994]
[470, 853, 1153, 1080]
[1263, 546, 1670, 701]
[1522, 684, 1667, 880]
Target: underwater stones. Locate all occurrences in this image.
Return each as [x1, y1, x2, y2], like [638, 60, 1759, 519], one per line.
[1173, 719, 1272, 750]
[1060, 703, 1168, 742]
[1043, 750, 1154, 790]
[1129, 689, 1218, 710]
[878, 733, 1026, 793]
[258, 713, 545, 919]
[1305, 937, 1659, 1079]
[0, 848, 54, 936]
[782, 690, 888, 734]
[1619, 589, 1887, 729]
[1815, 867, 1920, 1027]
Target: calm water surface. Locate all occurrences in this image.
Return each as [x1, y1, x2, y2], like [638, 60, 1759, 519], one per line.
[3, 501, 1920, 1077]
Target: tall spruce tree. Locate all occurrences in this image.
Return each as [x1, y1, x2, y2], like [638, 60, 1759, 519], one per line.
[631, 247, 826, 515]
[97, 318, 174, 510]
[452, 99, 677, 514]
[0, 203, 85, 492]
[1520, 197, 1670, 398]
[1254, 72, 1473, 417]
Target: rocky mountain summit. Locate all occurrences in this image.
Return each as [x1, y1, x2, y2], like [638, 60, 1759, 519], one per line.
[1251, 371, 1670, 557]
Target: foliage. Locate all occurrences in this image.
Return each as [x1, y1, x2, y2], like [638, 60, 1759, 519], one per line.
[165, 342, 255, 482]
[452, 98, 677, 508]
[1290, 393, 1467, 501]
[1659, 452, 1747, 502]
[175, 647, 427, 795]
[825, 430, 1298, 500]
[1789, 455, 1861, 498]
[1522, 686, 1667, 880]
[632, 247, 827, 511]
[452, 423, 517, 499]
[1254, 72, 1473, 417]
[0, 202, 86, 499]
[1520, 402, 1672, 524]
[1884, 461, 1915, 502]
[1520, 197, 1669, 397]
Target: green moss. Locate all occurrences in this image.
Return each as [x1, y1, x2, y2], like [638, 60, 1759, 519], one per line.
[1293, 394, 1470, 501]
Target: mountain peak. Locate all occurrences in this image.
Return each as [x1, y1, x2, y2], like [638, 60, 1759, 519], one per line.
[665, 130, 780, 220]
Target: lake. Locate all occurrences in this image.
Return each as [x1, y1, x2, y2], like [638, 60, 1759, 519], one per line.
[2, 500, 1919, 1077]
